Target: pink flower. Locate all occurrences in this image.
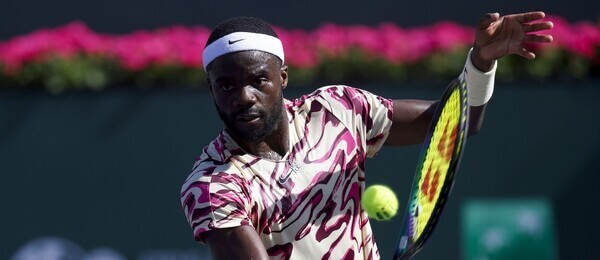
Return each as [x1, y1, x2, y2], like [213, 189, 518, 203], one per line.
[313, 23, 352, 57]
[349, 25, 384, 55]
[540, 15, 600, 59]
[1, 16, 598, 75]
[276, 27, 319, 68]
[0, 28, 55, 73]
[169, 26, 210, 68]
[377, 23, 409, 63]
[429, 21, 474, 51]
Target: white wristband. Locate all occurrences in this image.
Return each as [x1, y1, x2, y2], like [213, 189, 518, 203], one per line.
[459, 48, 497, 106]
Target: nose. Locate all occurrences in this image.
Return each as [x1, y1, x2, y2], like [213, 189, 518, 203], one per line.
[232, 85, 257, 109]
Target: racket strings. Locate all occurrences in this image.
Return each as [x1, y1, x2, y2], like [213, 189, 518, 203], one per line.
[412, 88, 462, 240]
[396, 80, 469, 260]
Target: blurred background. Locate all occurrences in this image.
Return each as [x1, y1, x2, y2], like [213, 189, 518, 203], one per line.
[1, 1, 599, 259]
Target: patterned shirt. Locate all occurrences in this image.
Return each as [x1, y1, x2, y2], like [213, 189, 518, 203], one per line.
[180, 85, 394, 259]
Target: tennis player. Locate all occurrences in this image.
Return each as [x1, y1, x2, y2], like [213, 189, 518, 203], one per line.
[180, 12, 552, 259]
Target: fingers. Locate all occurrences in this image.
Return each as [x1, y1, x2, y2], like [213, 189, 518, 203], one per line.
[523, 21, 554, 33]
[524, 34, 554, 43]
[478, 12, 500, 30]
[515, 11, 545, 23]
[516, 48, 536, 60]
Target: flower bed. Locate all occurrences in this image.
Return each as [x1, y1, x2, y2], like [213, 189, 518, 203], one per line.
[0, 16, 598, 93]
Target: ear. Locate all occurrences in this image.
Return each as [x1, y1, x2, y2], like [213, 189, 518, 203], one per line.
[280, 65, 288, 90]
[206, 75, 214, 93]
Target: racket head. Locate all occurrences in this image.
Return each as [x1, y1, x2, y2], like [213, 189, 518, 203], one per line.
[394, 78, 469, 260]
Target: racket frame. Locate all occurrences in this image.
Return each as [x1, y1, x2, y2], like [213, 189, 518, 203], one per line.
[393, 78, 469, 260]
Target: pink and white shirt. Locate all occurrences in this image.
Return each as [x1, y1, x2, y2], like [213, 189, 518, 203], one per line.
[181, 85, 393, 259]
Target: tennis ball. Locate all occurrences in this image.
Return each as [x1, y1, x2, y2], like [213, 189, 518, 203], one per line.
[361, 185, 399, 221]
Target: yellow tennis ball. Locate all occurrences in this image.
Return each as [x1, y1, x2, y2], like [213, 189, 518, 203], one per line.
[361, 185, 399, 221]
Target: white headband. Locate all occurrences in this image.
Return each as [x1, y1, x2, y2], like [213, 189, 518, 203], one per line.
[202, 32, 285, 71]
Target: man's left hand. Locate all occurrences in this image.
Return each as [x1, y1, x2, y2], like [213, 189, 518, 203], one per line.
[471, 11, 554, 71]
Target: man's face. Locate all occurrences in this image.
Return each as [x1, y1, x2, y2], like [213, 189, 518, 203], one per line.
[207, 51, 288, 142]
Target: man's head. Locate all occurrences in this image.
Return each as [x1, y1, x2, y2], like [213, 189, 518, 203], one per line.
[203, 17, 289, 143]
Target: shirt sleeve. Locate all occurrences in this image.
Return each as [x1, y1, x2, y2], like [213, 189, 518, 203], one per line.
[180, 162, 252, 243]
[319, 86, 394, 158]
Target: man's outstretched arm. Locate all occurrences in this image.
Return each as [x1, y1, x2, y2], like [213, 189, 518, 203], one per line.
[384, 11, 553, 147]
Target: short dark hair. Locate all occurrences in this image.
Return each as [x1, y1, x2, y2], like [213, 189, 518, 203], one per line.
[205, 17, 279, 47]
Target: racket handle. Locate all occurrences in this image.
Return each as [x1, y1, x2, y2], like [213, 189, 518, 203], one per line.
[394, 236, 412, 260]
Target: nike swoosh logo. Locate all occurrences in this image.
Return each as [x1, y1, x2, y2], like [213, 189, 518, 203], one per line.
[278, 162, 300, 184]
[228, 39, 245, 44]
[278, 170, 292, 184]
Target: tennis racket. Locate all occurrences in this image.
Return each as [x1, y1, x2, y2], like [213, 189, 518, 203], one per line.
[393, 77, 469, 259]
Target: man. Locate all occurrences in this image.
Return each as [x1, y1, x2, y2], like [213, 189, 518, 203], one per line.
[180, 12, 553, 259]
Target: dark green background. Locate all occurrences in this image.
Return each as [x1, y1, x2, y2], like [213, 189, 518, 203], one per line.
[1, 80, 599, 259]
[1, 0, 598, 39]
[2, 0, 599, 258]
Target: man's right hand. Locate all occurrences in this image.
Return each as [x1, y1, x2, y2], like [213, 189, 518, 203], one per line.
[205, 225, 270, 260]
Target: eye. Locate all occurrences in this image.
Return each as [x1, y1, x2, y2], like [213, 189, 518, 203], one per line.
[219, 84, 234, 91]
[253, 77, 268, 87]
